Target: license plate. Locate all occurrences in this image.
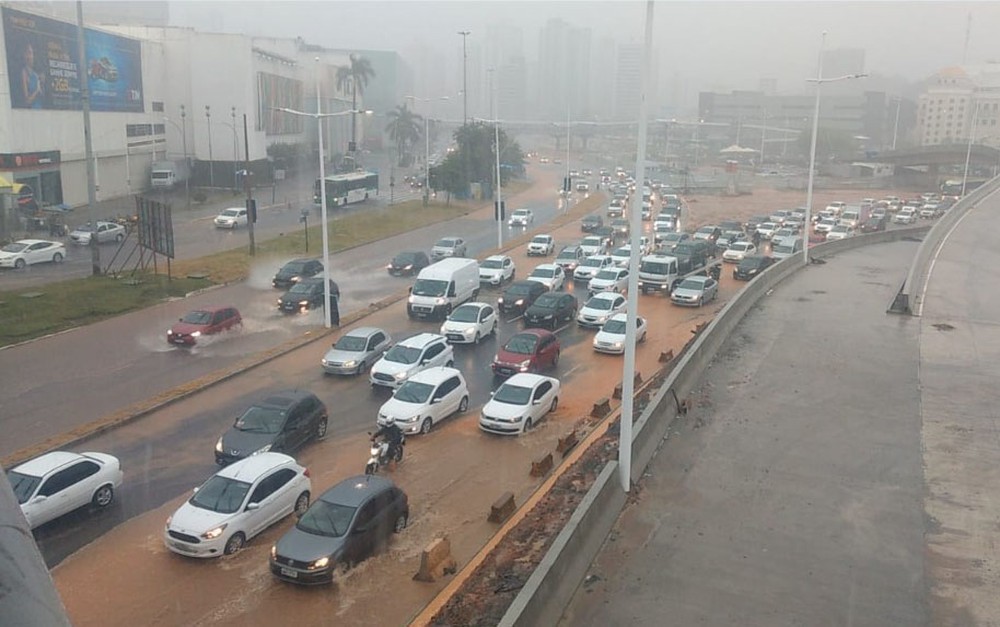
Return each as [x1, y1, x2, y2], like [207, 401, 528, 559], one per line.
[280, 567, 298, 578]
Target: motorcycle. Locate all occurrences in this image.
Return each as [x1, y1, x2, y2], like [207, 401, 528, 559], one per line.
[365, 432, 404, 475]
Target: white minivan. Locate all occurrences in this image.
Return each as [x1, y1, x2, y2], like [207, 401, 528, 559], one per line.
[407, 257, 480, 320]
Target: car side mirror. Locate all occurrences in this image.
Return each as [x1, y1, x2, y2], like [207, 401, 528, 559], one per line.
[30, 495, 47, 504]
[192, 487, 200, 493]
[532, 399, 542, 405]
[246, 502, 260, 511]
[352, 524, 367, 535]
[430, 397, 441, 404]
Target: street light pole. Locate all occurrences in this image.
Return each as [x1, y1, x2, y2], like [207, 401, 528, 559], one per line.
[458, 31, 470, 125]
[231, 106, 238, 192]
[181, 105, 190, 210]
[76, 0, 100, 276]
[206, 105, 214, 188]
[406, 95, 448, 206]
[316, 59, 332, 329]
[759, 109, 768, 167]
[891, 96, 902, 150]
[494, 70, 503, 249]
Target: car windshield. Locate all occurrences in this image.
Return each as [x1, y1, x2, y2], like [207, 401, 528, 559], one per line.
[235, 405, 286, 434]
[412, 278, 448, 297]
[288, 282, 315, 295]
[394, 380, 433, 404]
[832, 225, 848, 233]
[696, 227, 715, 235]
[492, 384, 532, 405]
[821, 219, 837, 226]
[731, 243, 752, 251]
[603, 318, 628, 334]
[384, 344, 422, 365]
[2, 242, 28, 253]
[435, 238, 457, 248]
[74, 224, 96, 233]
[531, 268, 555, 278]
[586, 296, 615, 311]
[334, 335, 367, 352]
[190, 476, 251, 514]
[678, 279, 704, 291]
[582, 238, 601, 246]
[504, 334, 538, 355]
[531, 236, 549, 244]
[662, 233, 682, 241]
[774, 244, 794, 254]
[8, 471, 40, 504]
[613, 247, 630, 257]
[595, 270, 619, 280]
[584, 216, 599, 223]
[296, 500, 357, 538]
[514, 211, 530, 217]
[506, 284, 534, 296]
[393, 253, 417, 265]
[220, 209, 241, 217]
[280, 261, 306, 274]
[532, 294, 560, 309]
[449, 305, 481, 323]
[556, 251, 577, 260]
[581, 258, 604, 268]
[640, 261, 670, 274]
[181, 310, 213, 325]
[740, 257, 764, 268]
[481, 258, 504, 269]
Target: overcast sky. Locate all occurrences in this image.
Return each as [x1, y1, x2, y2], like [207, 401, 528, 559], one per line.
[170, 1, 1000, 93]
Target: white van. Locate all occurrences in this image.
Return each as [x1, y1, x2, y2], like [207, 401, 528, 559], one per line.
[407, 258, 480, 320]
[771, 237, 802, 260]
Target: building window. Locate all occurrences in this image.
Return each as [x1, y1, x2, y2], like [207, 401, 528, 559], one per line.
[152, 101, 165, 112]
[154, 124, 165, 135]
[126, 124, 153, 137]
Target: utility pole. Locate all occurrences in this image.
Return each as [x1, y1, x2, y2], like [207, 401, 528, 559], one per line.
[458, 31, 470, 125]
[206, 105, 214, 187]
[76, 0, 100, 276]
[243, 113, 255, 256]
[231, 106, 238, 192]
[181, 105, 190, 210]
[891, 97, 902, 150]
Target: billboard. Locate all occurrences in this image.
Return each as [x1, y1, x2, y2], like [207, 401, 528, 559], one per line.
[3, 7, 143, 112]
[257, 72, 303, 136]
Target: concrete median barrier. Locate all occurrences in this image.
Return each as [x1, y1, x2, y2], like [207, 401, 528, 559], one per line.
[531, 453, 554, 477]
[413, 536, 458, 583]
[489, 492, 517, 524]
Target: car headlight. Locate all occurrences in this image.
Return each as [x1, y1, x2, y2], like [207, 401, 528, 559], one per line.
[519, 359, 532, 368]
[290, 276, 302, 283]
[201, 523, 227, 540]
[190, 331, 201, 338]
[277, 298, 283, 305]
[215, 437, 224, 453]
[514, 299, 525, 306]
[385, 263, 393, 270]
[403, 264, 413, 270]
[395, 370, 409, 380]
[309, 556, 330, 570]
[270, 545, 277, 559]
[543, 314, 553, 319]
[408, 295, 416, 303]
[298, 300, 309, 306]
[435, 297, 446, 305]
[463, 327, 476, 336]
[166, 515, 172, 527]
[497, 297, 504, 304]
[512, 415, 524, 422]
[167, 328, 174, 335]
[342, 360, 357, 368]
[404, 415, 420, 423]
[252, 444, 272, 455]
[613, 341, 624, 349]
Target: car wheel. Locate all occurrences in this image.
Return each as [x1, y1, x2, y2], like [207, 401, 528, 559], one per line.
[52, 252, 64, 263]
[355, 360, 367, 375]
[524, 418, 533, 432]
[115, 233, 124, 243]
[92, 484, 114, 508]
[224, 532, 246, 555]
[294, 491, 311, 517]
[550, 397, 559, 413]
[393, 512, 409, 533]
[458, 395, 469, 413]
[316, 416, 328, 440]
[510, 270, 516, 281]
[420, 417, 433, 434]
[491, 321, 498, 336]
[552, 351, 560, 367]
[13, 258, 28, 269]
[446, 359, 454, 368]
[474, 332, 481, 344]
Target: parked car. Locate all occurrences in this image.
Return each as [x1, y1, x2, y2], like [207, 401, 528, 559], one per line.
[386, 251, 430, 277]
[523, 292, 578, 329]
[492, 329, 561, 377]
[498, 280, 548, 316]
[214, 390, 329, 465]
[9, 450, 123, 530]
[554, 245, 585, 272]
[277, 278, 338, 314]
[430, 236, 467, 260]
[508, 208, 534, 226]
[722, 241, 757, 263]
[733, 255, 775, 281]
[440, 302, 498, 344]
[269, 475, 409, 585]
[272, 258, 324, 289]
[479, 373, 561, 435]
[527, 263, 565, 291]
[164, 453, 311, 558]
[213, 207, 248, 229]
[321, 327, 393, 375]
[573, 254, 614, 283]
[670, 276, 718, 307]
[744, 214, 771, 233]
[527, 234, 556, 256]
[167, 306, 242, 346]
[369, 333, 454, 389]
[70, 221, 125, 245]
[479, 254, 516, 285]
[825, 225, 856, 241]
[376, 367, 469, 435]
[593, 313, 647, 354]
[588, 267, 629, 294]
[0, 239, 66, 269]
[577, 291, 627, 328]
[581, 214, 604, 232]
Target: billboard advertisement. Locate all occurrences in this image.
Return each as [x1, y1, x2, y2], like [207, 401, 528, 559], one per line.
[3, 7, 143, 112]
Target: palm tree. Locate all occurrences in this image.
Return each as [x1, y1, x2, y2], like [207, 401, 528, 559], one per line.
[335, 54, 375, 153]
[385, 103, 423, 166]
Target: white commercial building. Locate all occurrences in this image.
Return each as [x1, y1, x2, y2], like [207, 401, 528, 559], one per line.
[917, 65, 1000, 147]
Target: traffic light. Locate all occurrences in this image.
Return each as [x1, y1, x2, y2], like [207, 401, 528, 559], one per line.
[563, 177, 572, 193]
[494, 200, 505, 222]
[246, 198, 257, 223]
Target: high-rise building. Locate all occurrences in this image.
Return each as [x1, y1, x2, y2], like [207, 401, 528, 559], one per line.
[535, 18, 591, 122]
[917, 65, 1000, 147]
[614, 44, 642, 121]
[590, 36, 616, 120]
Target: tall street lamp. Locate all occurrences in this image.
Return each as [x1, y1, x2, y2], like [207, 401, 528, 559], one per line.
[803, 32, 867, 264]
[231, 106, 239, 191]
[891, 96, 903, 150]
[405, 94, 449, 206]
[205, 105, 214, 188]
[164, 108, 190, 209]
[458, 31, 471, 125]
[274, 58, 371, 328]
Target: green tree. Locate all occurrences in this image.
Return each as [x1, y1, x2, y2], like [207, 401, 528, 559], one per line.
[433, 121, 525, 199]
[385, 103, 423, 166]
[335, 53, 376, 151]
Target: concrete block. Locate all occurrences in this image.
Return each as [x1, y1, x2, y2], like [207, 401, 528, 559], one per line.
[531, 453, 553, 477]
[413, 536, 457, 583]
[489, 491, 516, 524]
[590, 397, 611, 418]
[556, 430, 578, 457]
[612, 373, 643, 400]
[658, 348, 675, 363]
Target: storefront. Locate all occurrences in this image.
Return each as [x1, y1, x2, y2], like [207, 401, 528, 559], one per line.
[0, 151, 63, 210]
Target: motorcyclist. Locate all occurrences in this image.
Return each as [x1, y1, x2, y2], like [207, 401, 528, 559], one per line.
[372, 422, 403, 462]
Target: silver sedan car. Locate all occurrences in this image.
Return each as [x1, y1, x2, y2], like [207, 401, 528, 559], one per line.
[321, 327, 393, 375]
[670, 276, 719, 307]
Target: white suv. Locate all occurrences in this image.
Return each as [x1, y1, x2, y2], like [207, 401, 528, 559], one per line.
[508, 208, 534, 226]
[479, 254, 515, 285]
[527, 234, 555, 256]
[370, 333, 454, 388]
[377, 367, 470, 435]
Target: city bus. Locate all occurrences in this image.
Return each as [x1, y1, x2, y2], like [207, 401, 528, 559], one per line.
[313, 171, 379, 208]
[940, 178, 985, 198]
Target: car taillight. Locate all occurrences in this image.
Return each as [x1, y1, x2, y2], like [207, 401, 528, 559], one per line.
[303, 467, 311, 478]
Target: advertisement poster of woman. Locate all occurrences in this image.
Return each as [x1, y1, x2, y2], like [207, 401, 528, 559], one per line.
[19, 42, 43, 108]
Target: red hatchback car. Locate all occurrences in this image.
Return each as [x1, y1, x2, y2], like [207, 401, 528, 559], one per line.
[492, 329, 560, 378]
[167, 306, 242, 346]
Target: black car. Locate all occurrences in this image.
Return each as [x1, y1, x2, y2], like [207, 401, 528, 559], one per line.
[610, 218, 630, 237]
[498, 280, 547, 315]
[673, 240, 710, 274]
[859, 216, 886, 233]
[215, 391, 329, 465]
[592, 225, 617, 247]
[718, 220, 744, 233]
[733, 255, 775, 281]
[523, 292, 579, 329]
[270, 475, 409, 585]
[386, 251, 430, 277]
[272, 258, 324, 289]
[581, 214, 604, 232]
[277, 278, 340, 314]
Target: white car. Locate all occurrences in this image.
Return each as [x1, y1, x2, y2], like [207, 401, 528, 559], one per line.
[440, 302, 498, 344]
[527, 263, 565, 291]
[579, 235, 609, 256]
[825, 225, 856, 241]
[479, 254, 516, 285]
[772, 227, 799, 245]
[70, 220, 125, 245]
[527, 234, 555, 256]
[164, 453, 310, 558]
[508, 208, 534, 226]
[370, 333, 454, 389]
[431, 236, 467, 260]
[722, 241, 757, 263]
[893, 208, 917, 225]
[756, 222, 778, 240]
[479, 373, 560, 435]
[919, 203, 941, 219]
[577, 291, 627, 328]
[214, 207, 248, 229]
[0, 239, 66, 269]
[825, 201, 847, 216]
[9, 450, 124, 530]
[593, 313, 647, 354]
[670, 276, 719, 307]
[610, 245, 635, 267]
[377, 367, 469, 435]
[573, 255, 613, 283]
[814, 218, 838, 234]
[588, 267, 629, 294]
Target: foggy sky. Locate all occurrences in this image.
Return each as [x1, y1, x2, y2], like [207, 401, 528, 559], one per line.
[170, 1, 1000, 94]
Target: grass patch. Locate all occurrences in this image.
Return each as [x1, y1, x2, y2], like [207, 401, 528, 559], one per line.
[0, 274, 211, 347]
